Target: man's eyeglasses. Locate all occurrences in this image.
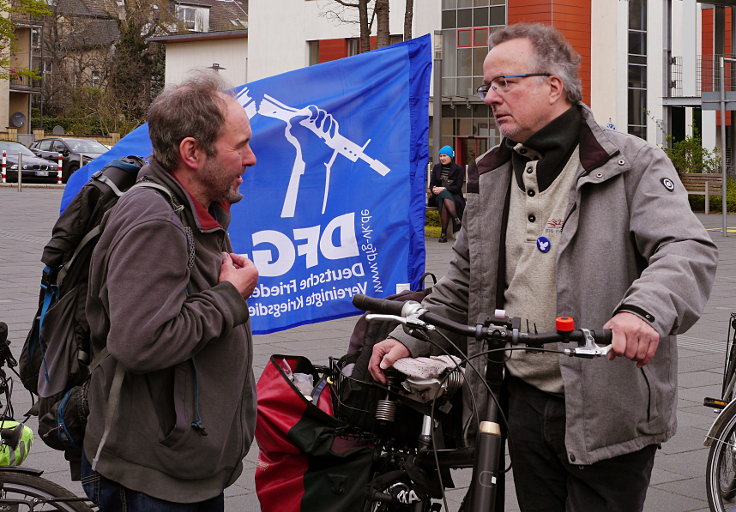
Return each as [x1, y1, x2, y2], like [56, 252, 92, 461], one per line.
[476, 73, 551, 99]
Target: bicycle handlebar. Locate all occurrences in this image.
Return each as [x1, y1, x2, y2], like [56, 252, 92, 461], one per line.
[352, 294, 612, 357]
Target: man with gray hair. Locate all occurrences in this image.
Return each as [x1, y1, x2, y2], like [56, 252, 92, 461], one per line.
[82, 72, 259, 510]
[370, 23, 717, 511]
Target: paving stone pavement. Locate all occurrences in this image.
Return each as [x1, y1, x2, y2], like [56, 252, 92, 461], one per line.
[0, 185, 735, 511]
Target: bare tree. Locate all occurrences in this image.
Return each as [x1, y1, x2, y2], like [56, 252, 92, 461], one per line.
[40, 0, 176, 132]
[325, 0, 415, 52]
[375, 0, 389, 48]
[403, 0, 413, 41]
[40, 6, 113, 117]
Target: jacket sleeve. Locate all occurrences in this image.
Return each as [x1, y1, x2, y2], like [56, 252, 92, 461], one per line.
[616, 144, 718, 336]
[101, 213, 249, 373]
[389, 227, 472, 357]
[429, 164, 440, 192]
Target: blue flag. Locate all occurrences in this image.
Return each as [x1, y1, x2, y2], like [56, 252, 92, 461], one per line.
[61, 35, 431, 334]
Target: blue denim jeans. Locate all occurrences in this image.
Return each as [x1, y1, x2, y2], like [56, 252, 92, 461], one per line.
[80, 454, 224, 512]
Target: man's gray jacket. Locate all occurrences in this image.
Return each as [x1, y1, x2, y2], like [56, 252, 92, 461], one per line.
[392, 104, 718, 465]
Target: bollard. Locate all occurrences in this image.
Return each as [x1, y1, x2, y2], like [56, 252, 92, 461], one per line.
[57, 153, 63, 184]
[1, 151, 5, 184]
[17, 152, 22, 192]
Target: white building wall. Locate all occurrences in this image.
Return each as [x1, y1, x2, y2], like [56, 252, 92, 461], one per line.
[674, 0, 698, 99]
[590, 0, 625, 131]
[248, 0, 427, 81]
[646, 0, 665, 144]
[164, 39, 248, 88]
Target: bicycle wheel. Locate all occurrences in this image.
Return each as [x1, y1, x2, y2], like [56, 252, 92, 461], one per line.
[0, 471, 93, 511]
[707, 407, 736, 511]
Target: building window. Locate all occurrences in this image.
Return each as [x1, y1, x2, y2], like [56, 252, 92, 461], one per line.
[457, 28, 489, 48]
[31, 28, 41, 49]
[91, 70, 100, 87]
[441, 1, 505, 98]
[628, 0, 647, 139]
[435, 0, 505, 157]
[176, 4, 210, 32]
[308, 41, 319, 66]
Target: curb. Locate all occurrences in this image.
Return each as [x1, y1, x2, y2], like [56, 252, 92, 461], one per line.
[0, 183, 65, 189]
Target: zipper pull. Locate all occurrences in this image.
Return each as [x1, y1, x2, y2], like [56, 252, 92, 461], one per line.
[191, 421, 208, 436]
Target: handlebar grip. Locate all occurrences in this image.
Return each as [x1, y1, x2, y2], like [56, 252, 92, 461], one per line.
[592, 329, 613, 346]
[352, 294, 406, 316]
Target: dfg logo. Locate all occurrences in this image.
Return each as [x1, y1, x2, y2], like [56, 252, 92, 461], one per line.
[249, 213, 359, 277]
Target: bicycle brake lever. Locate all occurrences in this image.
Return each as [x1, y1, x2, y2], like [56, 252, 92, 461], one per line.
[563, 328, 612, 358]
[365, 312, 435, 331]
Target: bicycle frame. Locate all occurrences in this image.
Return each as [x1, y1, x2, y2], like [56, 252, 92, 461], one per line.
[353, 294, 612, 512]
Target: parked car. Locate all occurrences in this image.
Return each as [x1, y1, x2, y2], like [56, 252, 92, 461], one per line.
[0, 141, 59, 184]
[29, 137, 108, 182]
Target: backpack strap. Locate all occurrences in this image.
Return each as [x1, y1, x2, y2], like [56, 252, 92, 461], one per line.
[132, 181, 195, 272]
[91, 354, 123, 471]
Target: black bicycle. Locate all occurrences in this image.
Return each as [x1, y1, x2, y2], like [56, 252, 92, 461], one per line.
[342, 294, 612, 512]
[0, 322, 93, 512]
[703, 313, 736, 512]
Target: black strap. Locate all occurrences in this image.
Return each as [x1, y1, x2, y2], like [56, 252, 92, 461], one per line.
[486, 179, 512, 393]
[132, 181, 195, 272]
[495, 181, 511, 311]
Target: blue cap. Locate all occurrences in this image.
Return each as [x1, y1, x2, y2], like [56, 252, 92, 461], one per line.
[438, 145, 454, 158]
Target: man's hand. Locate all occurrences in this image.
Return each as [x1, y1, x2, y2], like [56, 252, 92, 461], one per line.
[604, 312, 660, 368]
[368, 338, 410, 384]
[219, 252, 258, 298]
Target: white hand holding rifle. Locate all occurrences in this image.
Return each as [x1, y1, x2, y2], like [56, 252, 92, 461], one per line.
[235, 87, 391, 218]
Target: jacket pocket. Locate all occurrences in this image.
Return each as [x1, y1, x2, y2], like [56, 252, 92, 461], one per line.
[159, 363, 191, 448]
[640, 365, 657, 423]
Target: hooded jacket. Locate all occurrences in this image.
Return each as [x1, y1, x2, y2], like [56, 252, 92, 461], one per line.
[391, 104, 718, 464]
[85, 160, 256, 502]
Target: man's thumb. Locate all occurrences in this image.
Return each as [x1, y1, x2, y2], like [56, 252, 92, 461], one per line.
[379, 347, 397, 370]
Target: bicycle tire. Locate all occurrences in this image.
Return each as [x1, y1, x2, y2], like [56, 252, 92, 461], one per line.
[0, 471, 93, 511]
[707, 406, 736, 511]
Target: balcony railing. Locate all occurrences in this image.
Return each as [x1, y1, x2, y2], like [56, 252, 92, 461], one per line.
[9, 75, 41, 92]
[669, 54, 736, 97]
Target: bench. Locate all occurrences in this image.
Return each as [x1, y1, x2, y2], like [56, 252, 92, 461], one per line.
[678, 173, 724, 214]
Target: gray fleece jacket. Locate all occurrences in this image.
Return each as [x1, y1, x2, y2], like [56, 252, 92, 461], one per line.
[391, 104, 718, 465]
[85, 161, 256, 502]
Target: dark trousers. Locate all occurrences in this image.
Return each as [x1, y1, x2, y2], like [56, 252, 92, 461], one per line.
[81, 454, 224, 512]
[506, 377, 657, 512]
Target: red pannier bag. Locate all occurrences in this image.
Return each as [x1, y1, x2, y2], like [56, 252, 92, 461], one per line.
[255, 355, 372, 512]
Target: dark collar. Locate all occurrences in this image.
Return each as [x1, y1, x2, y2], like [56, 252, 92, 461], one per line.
[472, 104, 617, 186]
[510, 106, 581, 192]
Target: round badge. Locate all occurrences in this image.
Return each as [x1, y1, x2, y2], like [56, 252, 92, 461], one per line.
[536, 236, 551, 253]
[661, 178, 675, 191]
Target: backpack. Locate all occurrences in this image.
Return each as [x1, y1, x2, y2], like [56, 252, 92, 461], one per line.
[18, 157, 186, 478]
